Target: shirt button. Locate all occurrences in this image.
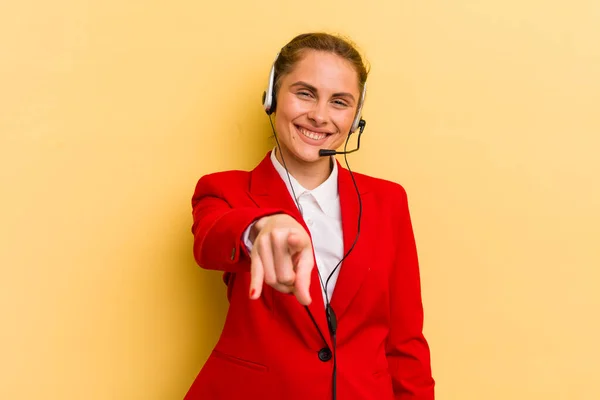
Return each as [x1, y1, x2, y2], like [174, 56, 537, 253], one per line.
[318, 347, 332, 362]
[306, 219, 313, 226]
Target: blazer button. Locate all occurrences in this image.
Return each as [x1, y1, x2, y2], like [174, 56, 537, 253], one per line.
[318, 347, 332, 362]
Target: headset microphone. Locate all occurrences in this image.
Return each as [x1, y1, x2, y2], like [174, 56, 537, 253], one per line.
[319, 120, 366, 157]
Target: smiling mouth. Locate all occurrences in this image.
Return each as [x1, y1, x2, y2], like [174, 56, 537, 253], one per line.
[295, 125, 331, 140]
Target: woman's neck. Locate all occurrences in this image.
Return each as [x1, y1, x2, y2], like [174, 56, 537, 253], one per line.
[275, 147, 332, 190]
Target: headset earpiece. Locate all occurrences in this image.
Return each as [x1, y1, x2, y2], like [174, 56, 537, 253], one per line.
[262, 53, 279, 115]
[357, 119, 366, 133]
[350, 83, 367, 133]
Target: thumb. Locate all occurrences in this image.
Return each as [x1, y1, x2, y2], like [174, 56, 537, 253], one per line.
[287, 231, 310, 253]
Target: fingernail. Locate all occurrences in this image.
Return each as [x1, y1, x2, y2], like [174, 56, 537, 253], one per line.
[249, 288, 256, 298]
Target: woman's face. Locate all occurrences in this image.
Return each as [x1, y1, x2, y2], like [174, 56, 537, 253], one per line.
[274, 50, 361, 165]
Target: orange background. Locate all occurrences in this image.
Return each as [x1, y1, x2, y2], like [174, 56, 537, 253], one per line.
[1, 1, 599, 399]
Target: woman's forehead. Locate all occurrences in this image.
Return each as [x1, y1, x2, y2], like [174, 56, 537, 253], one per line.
[283, 50, 360, 94]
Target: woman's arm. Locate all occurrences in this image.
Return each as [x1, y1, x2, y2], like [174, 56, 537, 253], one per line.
[387, 184, 435, 399]
[191, 173, 286, 273]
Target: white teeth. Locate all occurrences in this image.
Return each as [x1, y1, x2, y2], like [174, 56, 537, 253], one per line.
[297, 126, 328, 140]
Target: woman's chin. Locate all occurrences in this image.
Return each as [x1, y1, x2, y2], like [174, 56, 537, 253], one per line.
[294, 144, 329, 163]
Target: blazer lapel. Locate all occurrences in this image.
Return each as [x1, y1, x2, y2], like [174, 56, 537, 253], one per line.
[330, 162, 370, 322]
[248, 152, 301, 217]
[248, 152, 332, 348]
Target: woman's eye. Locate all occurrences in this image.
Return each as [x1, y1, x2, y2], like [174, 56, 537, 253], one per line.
[333, 99, 349, 107]
[297, 91, 312, 98]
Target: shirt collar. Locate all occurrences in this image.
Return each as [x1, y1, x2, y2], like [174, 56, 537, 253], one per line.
[270, 148, 339, 217]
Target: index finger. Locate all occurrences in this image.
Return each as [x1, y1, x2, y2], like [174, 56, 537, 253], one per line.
[271, 229, 295, 286]
[291, 241, 314, 306]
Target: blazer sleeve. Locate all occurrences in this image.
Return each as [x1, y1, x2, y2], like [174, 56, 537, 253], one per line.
[191, 173, 288, 273]
[386, 184, 435, 399]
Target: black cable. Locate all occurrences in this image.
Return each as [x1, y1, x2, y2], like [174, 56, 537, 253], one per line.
[323, 133, 363, 302]
[304, 305, 329, 346]
[267, 115, 363, 400]
[268, 116, 302, 216]
[327, 304, 338, 400]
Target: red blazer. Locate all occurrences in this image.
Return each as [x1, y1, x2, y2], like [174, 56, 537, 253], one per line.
[185, 152, 434, 400]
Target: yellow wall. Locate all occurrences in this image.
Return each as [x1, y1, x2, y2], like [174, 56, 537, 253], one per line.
[1, 1, 598, 399]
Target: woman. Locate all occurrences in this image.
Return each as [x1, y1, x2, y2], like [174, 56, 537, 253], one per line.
[186, 32, 435, 400]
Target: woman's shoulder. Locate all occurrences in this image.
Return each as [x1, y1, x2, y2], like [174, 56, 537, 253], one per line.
[192, 168, 252, 198]
[193, 152, 274, 192]
[198, 168, 250, 184]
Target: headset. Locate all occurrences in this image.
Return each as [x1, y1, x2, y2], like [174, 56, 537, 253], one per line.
[261, 50, 367, 400]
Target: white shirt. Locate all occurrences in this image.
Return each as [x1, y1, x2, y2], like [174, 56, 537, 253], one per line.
[243, 149, 344, 304]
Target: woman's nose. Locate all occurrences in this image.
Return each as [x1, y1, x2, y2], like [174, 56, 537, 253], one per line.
[307, 101, 329, 125]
